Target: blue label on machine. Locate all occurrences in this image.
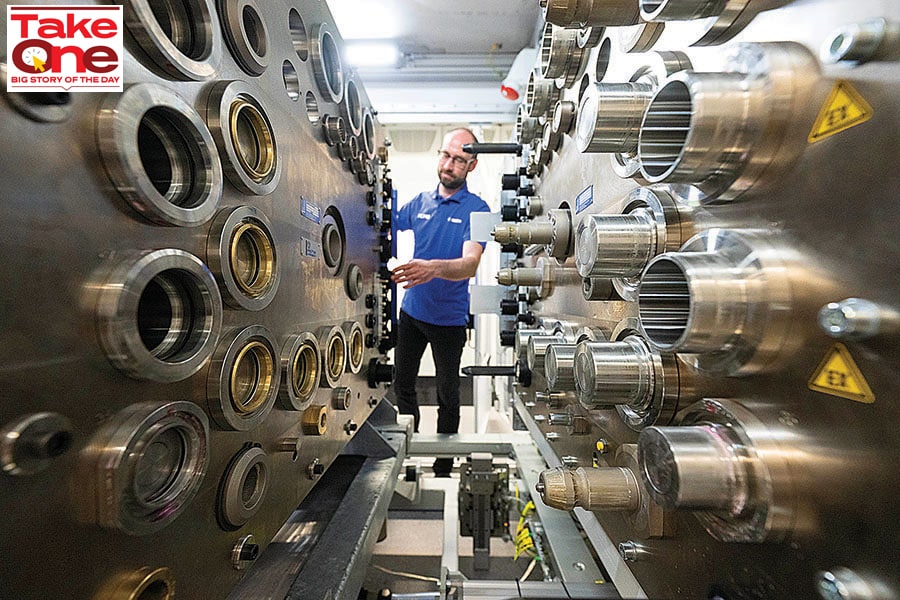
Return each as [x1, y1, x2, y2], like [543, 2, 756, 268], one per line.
[575, 185, 593, 215]
[301, 198, 321, 224]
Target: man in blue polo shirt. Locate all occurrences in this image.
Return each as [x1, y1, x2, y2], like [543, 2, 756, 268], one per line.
[391, 127, 490, 477]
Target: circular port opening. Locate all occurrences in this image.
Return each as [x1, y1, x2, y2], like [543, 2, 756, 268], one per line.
[137, 269, 211, 362]
[230, 220, 276, 297]
[148, 0, 208, 61]
[241, 461, 263, 506]
[293, 342, 319, 398]
[138, 107, 210, 209]
[362, 109, 376, 158]
[133, 425, 189, 507]
[638, 257, 690, 347]
[139, 580, 171, 600]
[230, 340, 276, 414]
[345, 78, 363, 134]
[322, 223, 342, 269]
[282, 60, 300, 101]
[321, 31, 343, 99]
[289, 8, 309, 61]
[242, 5, 266, 57]
[595, 36, 612, 82]
[639, 80, 692, 179]
[230, 97, 275, 183]
[539, 22, 554, 77]
[327, 334, 345, 381]
[306, 91, 320, 124]
[349, 327, 364, 370]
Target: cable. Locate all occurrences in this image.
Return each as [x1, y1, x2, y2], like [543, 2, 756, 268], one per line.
[372, 564, 441, 584]
[519, 557, 538, 582]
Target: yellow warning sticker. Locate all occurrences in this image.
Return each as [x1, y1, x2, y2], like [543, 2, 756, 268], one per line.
[808, 81, 874, 143]
[808, 343, 875, 403]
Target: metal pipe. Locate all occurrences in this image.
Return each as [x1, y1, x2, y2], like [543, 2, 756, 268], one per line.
[575, 209, 658, 278]
[573, 336, 655, 407]
[575, 82, 655, 153]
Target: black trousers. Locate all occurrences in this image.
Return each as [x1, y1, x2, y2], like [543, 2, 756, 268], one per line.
[394, 310, 467, 435]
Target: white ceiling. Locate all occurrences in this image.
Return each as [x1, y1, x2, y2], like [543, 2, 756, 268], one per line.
[325, 0, 543, 123]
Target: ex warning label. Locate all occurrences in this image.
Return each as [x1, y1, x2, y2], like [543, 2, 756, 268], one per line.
[808, 81, 873, 143]
[808, 343, 875, 404]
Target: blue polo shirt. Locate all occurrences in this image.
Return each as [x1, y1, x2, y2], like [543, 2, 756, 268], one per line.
[395, 183, 490, 326]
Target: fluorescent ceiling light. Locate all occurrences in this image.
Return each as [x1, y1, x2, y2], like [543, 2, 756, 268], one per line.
[346, 42, 401, 67]
[327, 1, 397, 39]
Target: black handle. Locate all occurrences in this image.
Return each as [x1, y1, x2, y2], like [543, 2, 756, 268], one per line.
[462, 143, 523, 156]
[462, 365, 516, 376]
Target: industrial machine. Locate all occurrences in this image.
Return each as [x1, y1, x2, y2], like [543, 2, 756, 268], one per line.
[478, 0, 900, 598]
[0, 1, 397, 598]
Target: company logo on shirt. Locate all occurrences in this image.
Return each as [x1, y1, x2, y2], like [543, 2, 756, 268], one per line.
[416, 212, 432, 220]
[447, 217, 463, 224]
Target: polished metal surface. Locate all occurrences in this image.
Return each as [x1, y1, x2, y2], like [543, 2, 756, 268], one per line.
[499, 1, 900, 597]
[0, 1, 388, 597]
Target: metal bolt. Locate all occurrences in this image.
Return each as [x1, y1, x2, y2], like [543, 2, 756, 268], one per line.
[618, 540, 644, 562]
[535, 481, 546, 495]
[308, 458, 325, 480]
[534, 414, 547, 423]
[546, 432, 561, 442]
[344, 420, 358, 435]
[231, 535, 258, 571]
[818, 298, 884, 340]
[821, 18, 894, 64]
[561, 455, 579, 468]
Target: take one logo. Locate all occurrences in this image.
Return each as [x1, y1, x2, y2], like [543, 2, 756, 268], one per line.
[6, 5, 123, 92]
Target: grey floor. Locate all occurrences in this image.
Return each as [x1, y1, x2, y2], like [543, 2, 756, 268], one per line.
[358, 405, 542, 598]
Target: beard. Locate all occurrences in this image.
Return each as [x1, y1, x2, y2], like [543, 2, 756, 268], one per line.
[439, 169, 466, 190]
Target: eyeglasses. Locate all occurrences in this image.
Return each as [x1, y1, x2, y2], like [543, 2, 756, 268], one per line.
[437, 150, 474, 168]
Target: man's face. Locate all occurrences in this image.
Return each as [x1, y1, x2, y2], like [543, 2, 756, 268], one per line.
[437, 133, 476, 190]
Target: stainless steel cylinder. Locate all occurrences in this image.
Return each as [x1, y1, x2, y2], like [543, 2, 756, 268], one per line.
[638, 250, 747, 353]
[343, 75, 364, 136]
[122, 0, 220, 81]
[310, 23, 344, 103]
[516, 104, 542, 144]
[637, 43, 819, 199]
[640, 0, 725, 21]
[220, 0, 270, 76]
[525, 71, 560, 118]
[322, 114, 348, 146]
[515, 328, 544, 359]
[96, 249, 223, 382]
[543, 0, 640, 27]
[575, 82, 655, 153]
[538, 466, 641, 511]
[576, 208, 657, 278]
[552, 100, 577, 135]
[220, 446, 270, 528]
[1, 412, 73, 476]
[545, 343, 577, 391]
[76, 401, 209, 535]
[540, 23, 579, 80]
[97, 83, 223, 227]
[638, 424, 749, 513]
[574, 335, 655, 407]
[527, 333, 567, 372]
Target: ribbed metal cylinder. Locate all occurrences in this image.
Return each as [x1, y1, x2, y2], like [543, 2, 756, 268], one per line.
[538, 466, 641, 511]
[497, 267, 543, 287]
[492, 220, 555, 245]
[638, 253, 747, 353]
[574, 336, 655, 407]
[640, 0, 724, 22]
[576, 209, 657, 278]
[575, 83, 655, 153]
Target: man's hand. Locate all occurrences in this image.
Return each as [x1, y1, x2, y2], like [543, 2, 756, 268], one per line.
[391, 259, 439, 289]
